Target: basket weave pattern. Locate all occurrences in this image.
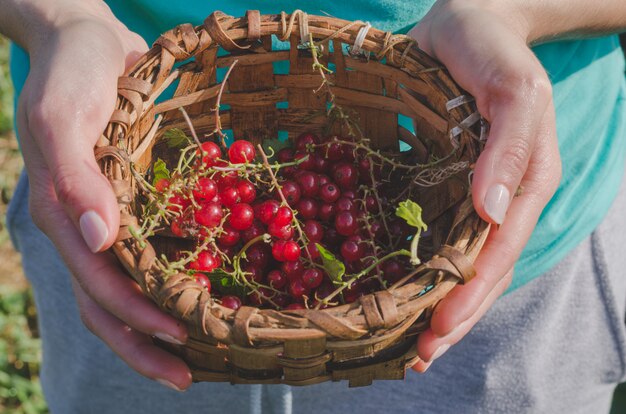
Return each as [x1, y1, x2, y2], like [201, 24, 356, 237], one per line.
[97, 10, 488, 387]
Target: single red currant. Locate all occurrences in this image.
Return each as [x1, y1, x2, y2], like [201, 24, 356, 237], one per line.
[195, 202, 223, 228]
[217, 224, 240, 247]
[267, 270, 288, 289]
[335, 211, 358, 236]
[198, 141, 222, 167]
[302, 268, 324, 289]
[193, 177, 218, 201]
[282, 241, 301, 262]
[194, 273, 211, 292]
[236, 180, 256, 203]
[303, 220, 324, 243]
[219, 186, 241, 207]
[229, 203, 254, 230]
[228, 140, 256, 164]
[257, 199, 280, 224]
[280, 181, 302, 205]
[221, 295, 242, 310]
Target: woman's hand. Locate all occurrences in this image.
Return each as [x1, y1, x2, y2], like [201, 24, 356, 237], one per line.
[7, 1, 192, 390]
[408, 0, 562, 371]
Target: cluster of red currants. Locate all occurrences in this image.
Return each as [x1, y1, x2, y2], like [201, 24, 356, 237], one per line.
[155, 133, 411, 311]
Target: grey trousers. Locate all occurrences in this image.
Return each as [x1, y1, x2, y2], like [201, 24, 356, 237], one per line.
[7, 168, 626, 414]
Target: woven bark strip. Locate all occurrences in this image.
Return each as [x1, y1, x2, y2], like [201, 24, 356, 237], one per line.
[98, 10, 489, 386]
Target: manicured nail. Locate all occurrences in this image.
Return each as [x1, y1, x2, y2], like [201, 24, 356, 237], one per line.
[155, 332, 185, 345]
[427, 344, 450, 363]
[484, 184, 510, 225]
[79, 210, 109, 253]
[156, 378, 184, 392]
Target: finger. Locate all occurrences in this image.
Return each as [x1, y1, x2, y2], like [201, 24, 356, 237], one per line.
[411, 269, 513, 373]
[427, 102, 561, 338]
[19, 120, 187, 345]
[72, 278, 192, 391]
[23, 26, 146, 252]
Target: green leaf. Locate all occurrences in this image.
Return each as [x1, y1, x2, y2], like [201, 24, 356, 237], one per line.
[316, 243, 346, 285]
[152, 158, 170, 186]
[163, 128, 191, 148]
[261, 137, 291, 160]
[395, 200, 428, 231]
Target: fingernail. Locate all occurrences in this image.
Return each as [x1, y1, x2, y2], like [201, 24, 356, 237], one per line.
[79, 210, 108, 253]
[155, 332, 185, 345]
[484, 184, 510, 225]
[156, 378, 184, 392]
[427, 344, 450, 363]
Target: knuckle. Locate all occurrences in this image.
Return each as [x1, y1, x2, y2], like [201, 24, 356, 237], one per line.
[52, 165, 82, 207]
[498, 138, 532, 182]
[486, 69, 552, 108]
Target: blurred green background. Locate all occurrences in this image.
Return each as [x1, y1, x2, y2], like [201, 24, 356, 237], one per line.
[0, 34, 625, 414]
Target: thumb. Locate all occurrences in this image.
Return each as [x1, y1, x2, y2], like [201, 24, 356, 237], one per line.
[471, 79, 552, 225]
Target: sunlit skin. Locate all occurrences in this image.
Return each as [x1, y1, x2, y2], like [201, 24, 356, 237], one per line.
[0, 0, 625, 390]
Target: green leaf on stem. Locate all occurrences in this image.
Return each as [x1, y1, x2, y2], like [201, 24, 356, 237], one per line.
[152, 158, 170, 186]
[163, 128, 191, 148]
[316, 243, 346, 285]
[395, 200, 428, 231]
[396, 200, 427, 265]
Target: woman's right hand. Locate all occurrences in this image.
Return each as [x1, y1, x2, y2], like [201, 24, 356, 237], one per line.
[8, 0, 192, 391]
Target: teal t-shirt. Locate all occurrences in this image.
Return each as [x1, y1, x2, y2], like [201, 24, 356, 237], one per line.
[9, 1, 626, 293]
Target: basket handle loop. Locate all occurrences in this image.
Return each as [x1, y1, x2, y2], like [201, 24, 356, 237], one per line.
[246, 10, 261, 41]
[426, 245, 477, 284]
[204, 11, 251, 52]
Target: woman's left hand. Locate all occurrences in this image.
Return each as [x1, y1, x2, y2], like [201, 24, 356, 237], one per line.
[407, 0, 562, 371]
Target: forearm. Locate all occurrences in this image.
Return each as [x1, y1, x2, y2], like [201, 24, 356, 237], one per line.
[0, 0, 112, 52]
[484, 0, 626, 44]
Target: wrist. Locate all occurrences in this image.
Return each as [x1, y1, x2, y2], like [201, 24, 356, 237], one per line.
[1, 0, 116, 52]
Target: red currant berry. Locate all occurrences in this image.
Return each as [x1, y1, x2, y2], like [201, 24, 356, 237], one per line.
[282, 241, 301, 262]
[155, 178, 171, 193]
[343, 283, 364, 303]
[217, 224, 240, 247]
[221, 295, 242, 310]
[277, 148, 294, 163]
[193, 177, 218, 201]
[296, 198, 319, 220]
[189, 251, 220, 272]
[236, 180, 256, 203]
[313, 155, 330, 174]
[241, 220, 265, 243]
[281, 260, 304, 280]
[318, 203, 336, 222]
[229, 203, 254, 230]
[245, 243, 271, 270]
[167, 194, 189, 213]
[289, 278, 310, 298]
[341, 190, 357, 199]
[267, 270, 288, 289]
[195, 202, 223, 228]
[219, 187, 241, 207]
[243, 265, 264, 283]
[198, 141, 222, 167]
[340, 239, 362, 262]
[272, 240, 287, 261]
[335, 211, 358, 236]
[296, 172, 320, 198]
[268, 221, 294, 240]
[318, 174, 331, 186]
[302, 268, 324, 289]
[294, 151, 316, 171]
[257, 200, 280, 224]
[323, 140, 344, 161]
[303, 220, 324, 242]
[295, 132, 320, 152]
[272, 206, 293, 226]
[304, 242, 321, 260]
[170, 218, 184, 237]
[320, 183, 341, 203]
[335, 197, 356, 212]
[382, 259, 406, 284]
[280, 180, 302, 205]
[194, 273, 211, 291]
[228, 140, 256, 164]
[286, 303, 306, 310]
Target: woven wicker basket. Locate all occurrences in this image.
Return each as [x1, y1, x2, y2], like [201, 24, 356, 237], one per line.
[97, 10, 489, 387]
